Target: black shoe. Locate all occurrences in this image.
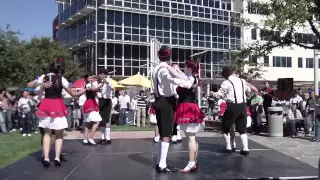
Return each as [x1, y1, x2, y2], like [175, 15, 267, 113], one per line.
[223, 148, 232, 153]
[171, 140, 178, 144]
[156, 165, 178, 173]
[42, 160, 51, 168]
[177, 139, 182, 143]
[60, 155, 67, 162]
[240, 150, 249, 156]
[231, 148, 236, 152]
[54, 159, 61, 167]
[106, 140, 111, 144]
[97, 139, 106, 144]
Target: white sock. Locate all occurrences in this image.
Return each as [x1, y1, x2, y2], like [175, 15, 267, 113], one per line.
[101, 128, 106, 139]
[154, 136, 160, 142]
[240, 134, 249, 151]
[159, 142, 170, 168]
[171, 135, 177, 142]
[223, 133, 231, 150]
[230, 135, 236, 148]
[177, 130, 182, 140]
[106, 128, 111, 140]
[156, 140, 162, 164]
[183, 161, 196, 170]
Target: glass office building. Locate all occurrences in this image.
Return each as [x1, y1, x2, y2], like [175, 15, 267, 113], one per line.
[55, 0, 242, 78]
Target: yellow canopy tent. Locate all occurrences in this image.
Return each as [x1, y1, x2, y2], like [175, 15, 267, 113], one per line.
[110, 78, 126, 90]
[119, 74, 152, 88]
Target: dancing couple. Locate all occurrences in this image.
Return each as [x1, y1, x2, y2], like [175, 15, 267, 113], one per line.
[153, 46, 204, 173]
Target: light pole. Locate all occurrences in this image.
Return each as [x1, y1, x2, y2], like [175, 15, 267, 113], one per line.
[190, 50, 209, 107]
[314, 41, 320, 96]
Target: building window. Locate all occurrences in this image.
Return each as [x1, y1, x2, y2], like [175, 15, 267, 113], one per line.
[306, 58, 314, 68]
[294, 33, 317, 44]
[263, 56, 269, 66]
[298, 57, 303, 68]
[260, 30, 280, 41]
[249, 55, 257, 63]
[247, 1, 268, 15]
[251, 28, 257, 40]
[272, 56, 292, 67]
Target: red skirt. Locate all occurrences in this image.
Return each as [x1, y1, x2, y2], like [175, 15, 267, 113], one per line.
[36, 98, 69, 118]
[149, 105, 156, 114]
[82, 99, 99, 113]
[175, 102, 204, 124]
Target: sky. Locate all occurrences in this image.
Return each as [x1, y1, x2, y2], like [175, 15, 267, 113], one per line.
[0, 0, 57, 40]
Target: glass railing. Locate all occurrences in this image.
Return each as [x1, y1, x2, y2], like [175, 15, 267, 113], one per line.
[60, 0, 96, 23]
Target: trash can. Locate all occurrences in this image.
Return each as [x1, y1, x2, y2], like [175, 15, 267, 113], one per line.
[268, 106, 283, 137]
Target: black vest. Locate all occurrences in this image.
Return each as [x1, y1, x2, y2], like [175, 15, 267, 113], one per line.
[178, 76, 197, 103]
[44, 74, 63, 99]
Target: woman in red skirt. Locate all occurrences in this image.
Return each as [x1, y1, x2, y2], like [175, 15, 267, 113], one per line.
[174, 59, 204, 173]
[35, 61, 85, 168]
[82, 74, 106, 145]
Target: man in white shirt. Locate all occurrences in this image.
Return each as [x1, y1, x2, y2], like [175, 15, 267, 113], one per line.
[212, 67, 257, 156]
[152, 46, 194, 173]
[97, 69, 113, 145]
[118, 91, 130, 125]
[18, 90, 33, 136]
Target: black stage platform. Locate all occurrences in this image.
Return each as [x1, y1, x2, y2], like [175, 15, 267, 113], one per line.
[0, 137, 318, 180]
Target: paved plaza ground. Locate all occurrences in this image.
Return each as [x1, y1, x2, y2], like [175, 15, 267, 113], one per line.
[1, 130, 319, 180]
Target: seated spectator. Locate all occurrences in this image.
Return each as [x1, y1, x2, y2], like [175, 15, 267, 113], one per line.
[287, 104, 303, 138]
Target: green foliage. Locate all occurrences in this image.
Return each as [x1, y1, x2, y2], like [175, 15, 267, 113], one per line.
[0, 26, 84, 88]
[235, 0, 320, 56]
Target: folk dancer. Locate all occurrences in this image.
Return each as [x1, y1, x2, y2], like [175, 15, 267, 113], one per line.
[34, 61, 85, 167]
[174, 59, 204, 173]
[27, 64, 68, 164]
[212, 67, 257, 156]
[82, 74, 106, 145]
[152, 46, 195, 173]
[96, 69, 113, 145]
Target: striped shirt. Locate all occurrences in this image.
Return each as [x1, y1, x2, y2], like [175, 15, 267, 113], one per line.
[137, 95, 147, 108]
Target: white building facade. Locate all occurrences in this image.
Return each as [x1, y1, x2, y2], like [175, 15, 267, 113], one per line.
[242, 0, 318, 82]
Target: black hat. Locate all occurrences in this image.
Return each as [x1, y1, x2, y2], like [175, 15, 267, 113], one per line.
[221, 66, 232, 77]
[158, 45, 171, 61]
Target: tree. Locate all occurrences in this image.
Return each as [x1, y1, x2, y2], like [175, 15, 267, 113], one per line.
[0, 26, 84, 88]
[235, 0, 320, 56]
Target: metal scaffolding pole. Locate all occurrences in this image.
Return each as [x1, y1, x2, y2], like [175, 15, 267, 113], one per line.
[314, 47, 319, 96]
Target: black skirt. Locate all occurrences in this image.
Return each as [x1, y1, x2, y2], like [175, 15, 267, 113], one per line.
[98, 98, 112, 124]
[154, 96, 177, 137]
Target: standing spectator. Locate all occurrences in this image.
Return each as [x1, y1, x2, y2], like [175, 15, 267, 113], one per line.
[262, 81, 274, 124]
[18, 90, 33, 136]
[250, 92, 263, 134]
[207, 92, 216, 120]
[137, 90, 147, 127]
[306, 91, 316, 138]
[118, 91, 130, 125]
[9, 91, 18, 131]
[0, 89, 13, 133]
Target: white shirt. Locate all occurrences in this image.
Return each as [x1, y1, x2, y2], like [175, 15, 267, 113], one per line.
[118, 95, 130, 109]
[34, 86, 45, 101]
[18, 97, 32, 112]
[78, 94, 86, 107]
[289, 95, 303, 105]
[112, 97, 118, 108]
[215, 75, 251, 103]
[152, 62, 193, 97]
[98, 77, 113, 99]
[131, 99, 137, 110]
[36, 73, 69, 89]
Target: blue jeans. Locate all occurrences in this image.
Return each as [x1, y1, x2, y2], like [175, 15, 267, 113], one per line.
[252, 112, 262, 133]
[314, 115, 320, 139]
[119, 108, 127, 125]
[305, 113, 315, 134]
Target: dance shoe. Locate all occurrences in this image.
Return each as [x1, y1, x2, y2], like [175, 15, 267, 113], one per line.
[180, 163, 198, 173]
[156, 165, 178, 173]
[54, 159, 61, 167]
[42, 160, 51, 168]
[240, 149, 249, 156]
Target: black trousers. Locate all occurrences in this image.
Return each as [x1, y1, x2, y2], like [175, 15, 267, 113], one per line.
[98, 98, 112, 124]
[222, 103, 247, 134]
[155, 96, 177, 137]
[21, 112, 32, 134]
